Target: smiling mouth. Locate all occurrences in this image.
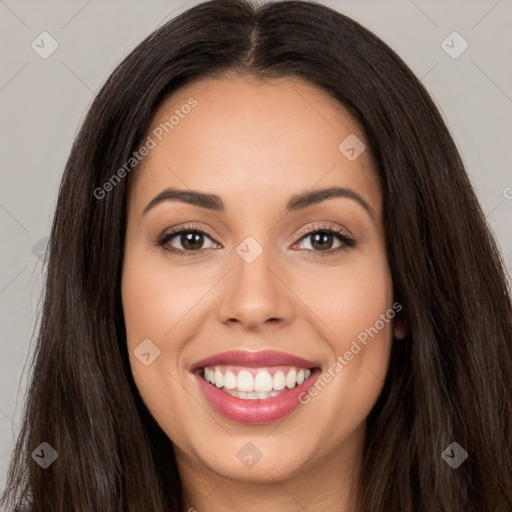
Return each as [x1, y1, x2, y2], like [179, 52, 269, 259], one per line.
[191, 349, 322, 423]
[199, 365, 315, 400]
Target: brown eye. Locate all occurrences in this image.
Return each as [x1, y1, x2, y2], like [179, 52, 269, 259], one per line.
[178, 232, 205, 251]
[309, 232, 336, 251]
[296, 228, 354, 253]
[158, 227, 218, 255]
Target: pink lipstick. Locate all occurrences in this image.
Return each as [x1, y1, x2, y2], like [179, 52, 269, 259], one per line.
[191, 350, 321, 424]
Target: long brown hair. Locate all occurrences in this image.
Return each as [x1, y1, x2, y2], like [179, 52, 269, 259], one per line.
[2, 1, 511, 510]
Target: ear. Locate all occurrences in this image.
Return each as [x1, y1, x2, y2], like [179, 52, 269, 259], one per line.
[393, 313, 408, 340]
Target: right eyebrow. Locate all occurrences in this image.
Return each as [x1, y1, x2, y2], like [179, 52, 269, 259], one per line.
[143, 187, 224, 215]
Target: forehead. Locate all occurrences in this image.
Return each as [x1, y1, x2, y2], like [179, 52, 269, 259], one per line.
[129, 73, 380, 215]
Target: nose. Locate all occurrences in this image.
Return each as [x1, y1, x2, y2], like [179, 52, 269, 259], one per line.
[216, 242, 295, 332]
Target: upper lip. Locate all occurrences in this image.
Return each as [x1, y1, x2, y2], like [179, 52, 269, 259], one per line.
[191, 350, 320, 372]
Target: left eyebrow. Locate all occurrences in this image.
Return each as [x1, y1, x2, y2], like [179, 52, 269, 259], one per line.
[285, 186, 375, 219]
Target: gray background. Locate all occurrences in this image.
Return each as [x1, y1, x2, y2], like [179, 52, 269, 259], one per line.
[1, 0, 511, 494]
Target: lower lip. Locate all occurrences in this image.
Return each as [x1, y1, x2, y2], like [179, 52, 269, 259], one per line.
[195, 370, 320, 424]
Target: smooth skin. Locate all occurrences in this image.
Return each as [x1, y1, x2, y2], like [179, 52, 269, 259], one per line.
[122, 73, 406, 512]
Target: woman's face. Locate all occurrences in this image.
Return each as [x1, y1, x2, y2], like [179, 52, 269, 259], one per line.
[122, 74, 404, 485]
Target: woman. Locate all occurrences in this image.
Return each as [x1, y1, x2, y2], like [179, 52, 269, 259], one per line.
[2, 0, 511, 511]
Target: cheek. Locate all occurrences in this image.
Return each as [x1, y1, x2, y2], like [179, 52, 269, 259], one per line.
[292, 249, 394, 347]
[121, 249, 197, 438]
[122, 249, 204, 343]
[121, 247, 181, 389]
[121, 243, 224, 391]
[292, 251, 394, 418]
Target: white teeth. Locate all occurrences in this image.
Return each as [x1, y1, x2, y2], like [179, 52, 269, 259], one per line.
[203, 365, 314, 396]
[272, 371, 286, 390]
[254, 371, 273, 392]
[237, 370, 254, 392]
[286, 368, 297, 389]
[223, 370, 237, 390]
[214, 369, 224, 388]
[223, 388, 282, 400]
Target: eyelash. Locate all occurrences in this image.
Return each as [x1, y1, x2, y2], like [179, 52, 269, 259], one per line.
[156, 223, 356, 258]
